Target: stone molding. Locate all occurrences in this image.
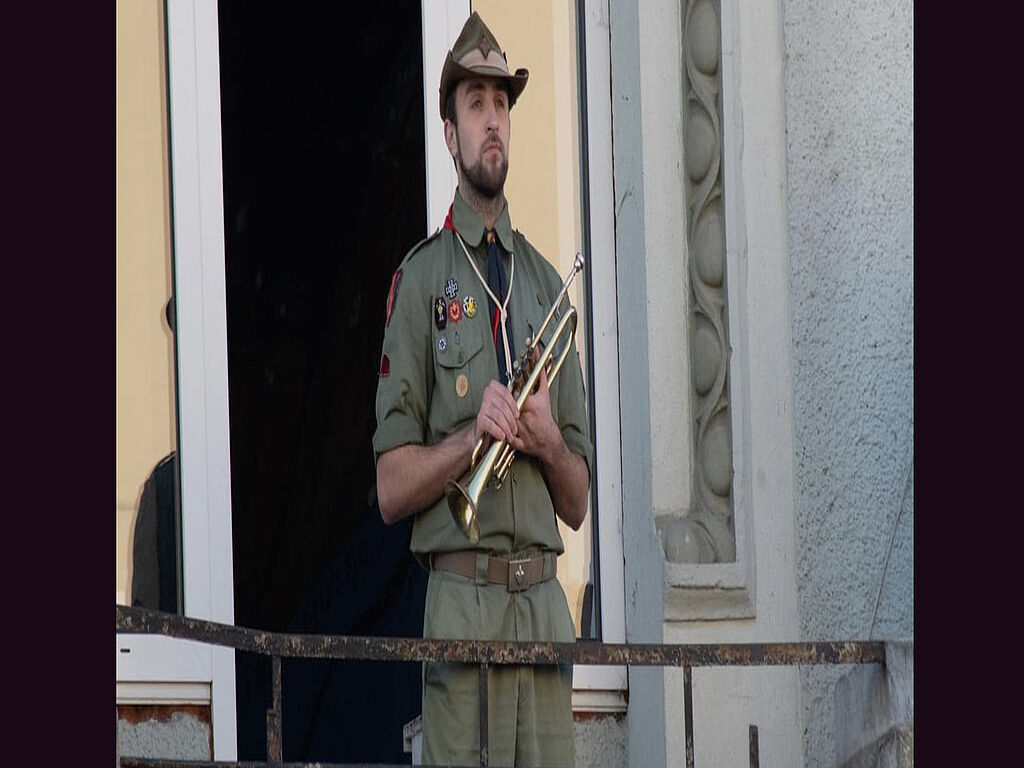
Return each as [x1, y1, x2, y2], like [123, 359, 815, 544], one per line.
[659, 0, 758, 620]
[664, 0, 737, 566]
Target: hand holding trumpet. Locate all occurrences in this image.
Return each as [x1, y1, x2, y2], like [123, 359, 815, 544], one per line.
[473, 349, 560, 463]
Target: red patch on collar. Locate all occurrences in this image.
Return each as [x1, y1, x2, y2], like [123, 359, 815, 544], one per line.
[379, 353, 390, 378]
[443, 203, 456, 232]
[385, 268, 403, 326]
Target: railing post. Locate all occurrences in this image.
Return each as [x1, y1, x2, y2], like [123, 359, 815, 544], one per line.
[749, 724, 759, 768]
[683, 664, 695, 768]
[479, 662, 489, 767]
[267, 655, 283, 764]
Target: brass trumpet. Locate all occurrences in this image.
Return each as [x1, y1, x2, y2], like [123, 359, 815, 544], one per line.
[446, 252, 585, 544]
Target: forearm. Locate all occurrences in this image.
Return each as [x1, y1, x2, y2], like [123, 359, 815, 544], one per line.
[377, 425, 475, 525]
[538, 435, 590, 531]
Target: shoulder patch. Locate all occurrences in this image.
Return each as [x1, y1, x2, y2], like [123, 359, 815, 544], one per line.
[385, 268, 403, 326]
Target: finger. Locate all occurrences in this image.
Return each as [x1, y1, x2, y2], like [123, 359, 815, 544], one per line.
[484, 401, 518, 443]
[485, 383, 518, 435]
[500, 390, 520, 433]
[481, 383, 508, 423]
[478, 413, 503, 442]
[494, 411, 516, 443]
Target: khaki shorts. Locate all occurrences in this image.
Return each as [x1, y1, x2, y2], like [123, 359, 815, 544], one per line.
[421, 565, 576, 767]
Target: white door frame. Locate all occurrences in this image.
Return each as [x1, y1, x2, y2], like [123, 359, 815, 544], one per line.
[115, 0, 237, 759]
[574, 0, 627, 699]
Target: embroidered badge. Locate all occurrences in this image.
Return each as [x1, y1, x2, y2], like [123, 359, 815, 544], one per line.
[438, 337, 447, 353]
[434, 296, 447, 330]
[448, 298, 462, 323]
[379, 353, 390, 378]
[444, 277, 459, 299]
[385, 268, 403, 327]
[456, 374, 469, 398]
[463, 295, 478, 319]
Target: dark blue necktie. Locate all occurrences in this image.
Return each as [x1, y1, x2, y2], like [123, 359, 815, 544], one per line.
[485, 229, 514, 385]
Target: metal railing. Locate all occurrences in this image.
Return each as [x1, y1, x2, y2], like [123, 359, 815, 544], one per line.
[116, 605, 885, 768]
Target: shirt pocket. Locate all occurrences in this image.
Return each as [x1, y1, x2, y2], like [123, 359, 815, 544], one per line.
[433, 321, 488, 427]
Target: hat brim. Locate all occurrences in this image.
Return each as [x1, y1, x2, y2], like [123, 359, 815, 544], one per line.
[438, 55, 529, 120]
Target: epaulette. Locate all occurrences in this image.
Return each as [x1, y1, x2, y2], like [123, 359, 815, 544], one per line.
[399, 226, 446, 268]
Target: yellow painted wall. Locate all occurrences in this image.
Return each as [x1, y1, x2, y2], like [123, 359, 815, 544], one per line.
[472, 1, 592, 635]
[116, 0, 175, 604]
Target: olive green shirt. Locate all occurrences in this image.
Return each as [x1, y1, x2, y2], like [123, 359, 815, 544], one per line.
[373, 191, 593, 557]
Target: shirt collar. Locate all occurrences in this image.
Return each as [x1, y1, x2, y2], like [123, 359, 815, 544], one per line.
[452, 188, 515, 253]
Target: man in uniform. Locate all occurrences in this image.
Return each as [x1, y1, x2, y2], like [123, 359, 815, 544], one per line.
[373, 12, 592, 768]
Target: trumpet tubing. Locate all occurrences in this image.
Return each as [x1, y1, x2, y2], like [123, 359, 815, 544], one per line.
[445, 253, 585, 543]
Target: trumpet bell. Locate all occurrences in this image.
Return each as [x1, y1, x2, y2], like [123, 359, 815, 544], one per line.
[445, 478, 480, 545]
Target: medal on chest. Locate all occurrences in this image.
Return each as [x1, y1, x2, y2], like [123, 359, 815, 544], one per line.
[434, 297, 447, 330]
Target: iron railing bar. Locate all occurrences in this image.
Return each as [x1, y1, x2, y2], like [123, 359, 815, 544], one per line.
[683, 664, 694, 768]
[267, 655, 282, 764]
[119, 761, 522, 768]
[116, 606, 886, 667]
[117, 605, 891, 768]
[479, 663, 489, 767]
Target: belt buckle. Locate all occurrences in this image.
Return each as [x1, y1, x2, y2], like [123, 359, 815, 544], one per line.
[508, 558, 530, 592]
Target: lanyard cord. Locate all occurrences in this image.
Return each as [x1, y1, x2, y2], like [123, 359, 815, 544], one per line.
[454, 230, 516, 386]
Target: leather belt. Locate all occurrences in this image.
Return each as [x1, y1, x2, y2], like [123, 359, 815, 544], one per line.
[431, 551, 557, 592]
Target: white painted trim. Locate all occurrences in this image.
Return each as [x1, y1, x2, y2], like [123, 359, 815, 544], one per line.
[117, 634, 211, 682]
[422, 0, 468, 231]
[574, 0, 627, 694]
[572, 687, 628, 713]
[719, 0, 755, 604]
[117, 681, 212, 706]
[574, 663, 627, 693]
[113, 0, 237, 760]
[189, 3, 238, 750]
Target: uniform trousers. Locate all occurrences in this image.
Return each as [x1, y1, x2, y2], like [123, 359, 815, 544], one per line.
[421, 561, 575, 767]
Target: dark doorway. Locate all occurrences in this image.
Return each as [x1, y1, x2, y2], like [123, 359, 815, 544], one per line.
[217, 3, 427, 763]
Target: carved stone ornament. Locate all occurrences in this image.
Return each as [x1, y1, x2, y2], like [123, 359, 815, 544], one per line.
[664, 0, 736, 564]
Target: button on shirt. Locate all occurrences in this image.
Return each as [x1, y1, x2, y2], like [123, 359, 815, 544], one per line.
[373, 191, 593, 557]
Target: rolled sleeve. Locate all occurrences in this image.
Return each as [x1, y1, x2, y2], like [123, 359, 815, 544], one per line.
[556, 340, 594, 485]
[373, 264, 432, 460]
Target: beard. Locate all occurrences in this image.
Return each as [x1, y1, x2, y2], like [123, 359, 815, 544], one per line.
[457, 131, 508, 200]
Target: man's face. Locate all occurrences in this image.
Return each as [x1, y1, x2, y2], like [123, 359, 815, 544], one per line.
[446, 78, 511, 199]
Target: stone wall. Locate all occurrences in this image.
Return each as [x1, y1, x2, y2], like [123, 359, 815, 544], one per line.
[117, 705, 212, 761]
[779, 0, 914, 765]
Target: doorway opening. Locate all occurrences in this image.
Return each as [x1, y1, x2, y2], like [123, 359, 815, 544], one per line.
[218, 2, 427, 762]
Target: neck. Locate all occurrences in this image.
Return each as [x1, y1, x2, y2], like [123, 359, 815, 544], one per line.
[457, 183, 505, 230]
